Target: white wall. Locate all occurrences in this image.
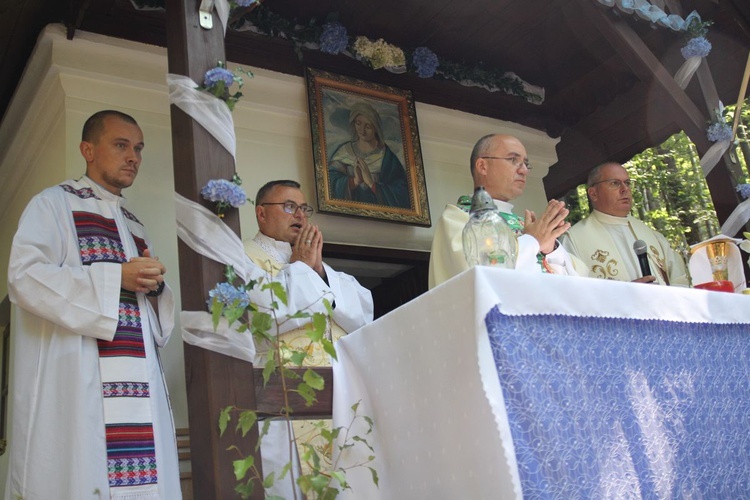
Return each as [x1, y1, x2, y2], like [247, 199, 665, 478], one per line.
[0, 23, 559, 491]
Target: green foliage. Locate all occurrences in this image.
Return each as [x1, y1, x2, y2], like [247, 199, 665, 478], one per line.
[211, 265, 378, 499]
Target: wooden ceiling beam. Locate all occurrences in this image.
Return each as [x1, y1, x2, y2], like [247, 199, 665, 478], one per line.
[576, 0, 711, 153]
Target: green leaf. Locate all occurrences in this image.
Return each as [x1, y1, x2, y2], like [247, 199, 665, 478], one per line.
[309, 473, 329, 490]
[224, 265, 237, 282]
[263, 356, 277, 385]
[211, 298, 223, 330]
[296, 382, 317, 406]
[289, 350, 307, 366]
[263, 281, 288, 306]
[233, 455, 254, 480]
[237, 410, 258, 437]
[322, 338, 337, 361]
[251, 311, 273, 335]
[368, 466, 380, 486]
[297, 474, 313, 494]
[219, 406, 232, 436]
[351, 401, 360, 413]
[278, 461, 292, 480]
[288, 310, 311, 319]
[308, 312, 327, 341]
[323, 297, 334, 316]
[303, 368, 325, 390]
[234, 480, 255, 498]
[330, 470, 348, 489]
[262, 471, 276, 489]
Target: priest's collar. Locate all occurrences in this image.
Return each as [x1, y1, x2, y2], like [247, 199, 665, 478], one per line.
[494, 199, 514, 213]
[80, 175, 128, 205]
[253, 231, 292, 264]
[591, 209, 629, 225]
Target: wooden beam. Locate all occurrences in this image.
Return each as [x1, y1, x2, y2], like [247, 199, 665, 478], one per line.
[165, 1, 262, 498]
[576, 0, 710, 152]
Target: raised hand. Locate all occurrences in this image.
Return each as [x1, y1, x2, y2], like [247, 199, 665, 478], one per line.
[523, 200, 571, 255]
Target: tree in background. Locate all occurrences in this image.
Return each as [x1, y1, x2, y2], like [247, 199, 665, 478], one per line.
[565, 101, 750, 265]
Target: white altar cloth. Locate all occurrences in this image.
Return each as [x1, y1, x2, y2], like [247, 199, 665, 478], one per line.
[332, 267, 750, 499]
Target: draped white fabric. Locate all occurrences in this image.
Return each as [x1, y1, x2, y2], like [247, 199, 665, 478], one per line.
[174, 192, 258, 358]
[699, 138, 731, 176]
[167, 73, 237, 160]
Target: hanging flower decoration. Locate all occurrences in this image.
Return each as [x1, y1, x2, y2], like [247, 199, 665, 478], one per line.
[201, 173, 249, 217]
[680, 36, 712, 59]
[352, 37, 406, 70]
[411, 47, 439, 78]
[737, 184, 750, 200]
[231, 0, 257, 7]
[319, 21, 348, 55]
[207, 281, 250, 309]
[706, 105, 733, 143]
[197, 61, 253, 111]
[233, 6, 544, 104]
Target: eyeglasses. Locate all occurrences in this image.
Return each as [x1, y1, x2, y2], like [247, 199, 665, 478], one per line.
[589, 179, 633, 190]
[261, 201, 314, 218]
[480, 155, 532, 170]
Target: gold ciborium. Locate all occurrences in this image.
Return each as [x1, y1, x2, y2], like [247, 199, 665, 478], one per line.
[705, 239, 730, 282]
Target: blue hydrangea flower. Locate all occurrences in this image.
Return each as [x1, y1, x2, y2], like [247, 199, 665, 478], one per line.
[320, 22, 348, 55]
[412, 47, 439, 78]
[203, 67, 234, 89]
[737, 184, 750, 200]
[681, 36, 712, 59]
[201, 179, 247, 208]
[207, 282, 249, 309]
[235, 0, 256, 6]
[707, 122, 732, 143]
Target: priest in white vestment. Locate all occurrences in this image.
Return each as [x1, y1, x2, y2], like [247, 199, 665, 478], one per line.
[561, 162, 690, 286]
[244, 179, 373, 497]
[429, 133, 582, 288]
[6, 111, 181, 499]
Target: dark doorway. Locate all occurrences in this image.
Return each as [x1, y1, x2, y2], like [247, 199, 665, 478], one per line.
[323, 244, 429, 319]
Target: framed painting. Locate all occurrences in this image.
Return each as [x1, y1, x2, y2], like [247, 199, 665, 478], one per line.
[305, 67, 431, 226]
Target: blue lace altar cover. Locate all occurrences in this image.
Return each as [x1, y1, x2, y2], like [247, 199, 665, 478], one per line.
[486, 307, 750, 498]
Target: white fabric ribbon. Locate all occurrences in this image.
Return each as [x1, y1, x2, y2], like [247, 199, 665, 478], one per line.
[720, 198, 750, 237]
[175, 192, 259, 358]
[674, 56, 702, 89]
[174, 192, 253, 284]
[699, 139, 731, 176]
[180, 310, 256, 362]
[167, 73, 237, 160]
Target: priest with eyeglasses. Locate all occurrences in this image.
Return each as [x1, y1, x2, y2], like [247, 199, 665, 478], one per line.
[561, 162, 690, 286]
[243, 179, 373, 497]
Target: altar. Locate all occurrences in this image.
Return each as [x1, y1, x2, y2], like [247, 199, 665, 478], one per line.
[332, 267, 750, 499]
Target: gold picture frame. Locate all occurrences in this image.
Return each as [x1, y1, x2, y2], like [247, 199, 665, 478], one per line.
[305, 68, 431, 226]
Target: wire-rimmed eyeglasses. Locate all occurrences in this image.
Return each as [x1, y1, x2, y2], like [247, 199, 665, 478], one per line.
[261, 201, 314, 218]
[480, 155, 532, 170]
[589, 179, 633, 190]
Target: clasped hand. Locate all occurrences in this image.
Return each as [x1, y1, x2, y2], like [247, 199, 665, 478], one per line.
[290, 223, 326, 278]
[121, 248, 166, 294]
[523, 200, 571, 255]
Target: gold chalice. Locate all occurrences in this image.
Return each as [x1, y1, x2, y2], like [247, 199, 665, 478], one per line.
[705, 240, 730, 282]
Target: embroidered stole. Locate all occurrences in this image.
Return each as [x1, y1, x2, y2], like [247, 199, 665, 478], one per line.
[64, 183, 159, 497]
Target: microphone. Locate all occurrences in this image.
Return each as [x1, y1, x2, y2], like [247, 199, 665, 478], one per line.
[633, 240, 652, 277]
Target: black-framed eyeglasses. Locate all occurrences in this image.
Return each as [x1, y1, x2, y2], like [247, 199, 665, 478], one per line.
[589, 179, 633, 190]
[480, 155, 532, 170]
[261, 201, 314, 218]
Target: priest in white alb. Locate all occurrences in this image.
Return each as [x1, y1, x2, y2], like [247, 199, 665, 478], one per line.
[6, 110, 180, 499]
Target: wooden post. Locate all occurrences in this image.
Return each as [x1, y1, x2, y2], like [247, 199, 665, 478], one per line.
[165, 0, 262, 498]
